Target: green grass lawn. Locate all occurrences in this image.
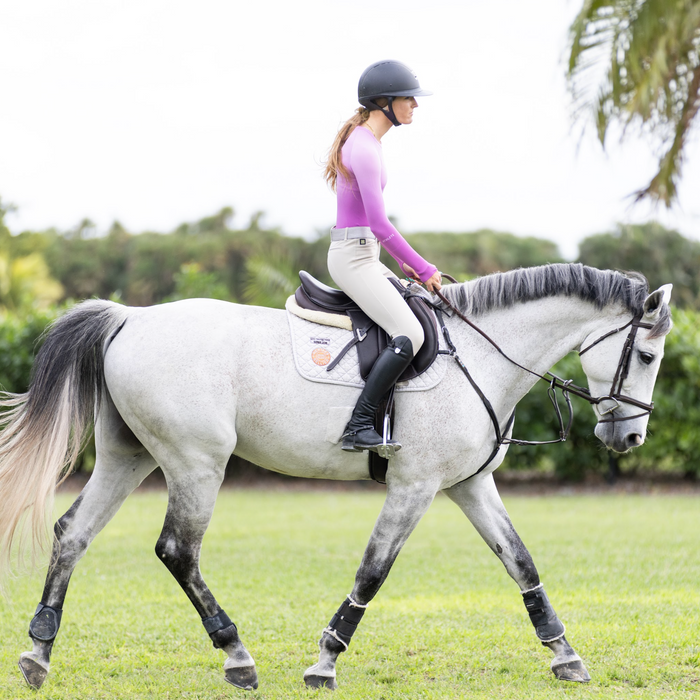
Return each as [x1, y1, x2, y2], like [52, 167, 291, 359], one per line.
[1, 489, 698, 699]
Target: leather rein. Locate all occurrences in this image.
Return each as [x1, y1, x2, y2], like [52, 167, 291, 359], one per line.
[428, 279, 655, 451]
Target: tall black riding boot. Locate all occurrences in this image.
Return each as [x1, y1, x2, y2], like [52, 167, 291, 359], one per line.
[342, 335, 414, 455]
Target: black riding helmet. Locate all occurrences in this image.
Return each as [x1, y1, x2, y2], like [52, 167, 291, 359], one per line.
[358, 60, 432, 127]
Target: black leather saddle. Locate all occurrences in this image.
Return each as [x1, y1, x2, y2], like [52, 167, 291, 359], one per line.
[294, 270, 440, 382]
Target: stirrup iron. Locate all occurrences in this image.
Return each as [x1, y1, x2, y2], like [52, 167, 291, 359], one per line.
[341, 426, 401, 455]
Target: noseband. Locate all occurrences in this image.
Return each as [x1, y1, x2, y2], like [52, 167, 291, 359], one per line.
[431, 288, 655, 457]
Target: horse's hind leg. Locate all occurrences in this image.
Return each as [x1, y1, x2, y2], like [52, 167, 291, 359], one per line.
[445, 473, 590, 683]
[19, 394, 157, 689]
[154, 459, 257, 691]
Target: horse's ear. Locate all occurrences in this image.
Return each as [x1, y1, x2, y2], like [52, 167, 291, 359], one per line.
[643, 284, 673, 320]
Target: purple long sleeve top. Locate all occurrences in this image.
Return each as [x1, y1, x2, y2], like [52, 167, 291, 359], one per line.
[336, 126, 437, 283]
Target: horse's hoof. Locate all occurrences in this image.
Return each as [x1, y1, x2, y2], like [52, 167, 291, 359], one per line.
[304, 673, 338, 690]
[18, 652, 50, 689]
[552, 659, 591, 683]
[225, 665, 259, 690]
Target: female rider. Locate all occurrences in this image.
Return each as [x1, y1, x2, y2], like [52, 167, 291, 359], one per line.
[324, 60, 442, 455]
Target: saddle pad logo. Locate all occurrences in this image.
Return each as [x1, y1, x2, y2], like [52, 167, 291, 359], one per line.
[311, 347, 332, 366]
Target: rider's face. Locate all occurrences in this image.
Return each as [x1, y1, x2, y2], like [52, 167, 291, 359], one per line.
[392, 96, 418, 125]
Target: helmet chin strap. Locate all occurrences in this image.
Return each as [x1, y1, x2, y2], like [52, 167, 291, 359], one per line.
[370, 96, 401, 127]
[382, 97, 401, 127]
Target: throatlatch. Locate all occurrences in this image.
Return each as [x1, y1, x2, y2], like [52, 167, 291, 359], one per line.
[28, 603, 63, 642]
[323, 596, 368, 650]
[521, 583, 565, 642]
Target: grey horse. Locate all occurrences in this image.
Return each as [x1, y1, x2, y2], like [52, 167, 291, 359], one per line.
[0, 263, 672, 691]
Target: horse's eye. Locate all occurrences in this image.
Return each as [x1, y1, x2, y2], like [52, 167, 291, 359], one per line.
[639, 351, 655, 365]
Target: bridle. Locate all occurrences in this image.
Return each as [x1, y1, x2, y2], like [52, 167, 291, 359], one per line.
[578, 315, 655, 423]
[428, 284, 655, 460]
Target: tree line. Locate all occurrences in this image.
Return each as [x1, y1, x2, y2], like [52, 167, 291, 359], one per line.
[1, 201, 699, 481]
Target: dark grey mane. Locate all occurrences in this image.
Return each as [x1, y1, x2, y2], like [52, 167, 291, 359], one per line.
[439, 263, 671, 337]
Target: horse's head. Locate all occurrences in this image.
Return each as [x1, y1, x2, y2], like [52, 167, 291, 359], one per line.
[579, 284, 673, 453]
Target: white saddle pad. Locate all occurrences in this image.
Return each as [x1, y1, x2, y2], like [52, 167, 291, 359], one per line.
[286, 302, 447, 392]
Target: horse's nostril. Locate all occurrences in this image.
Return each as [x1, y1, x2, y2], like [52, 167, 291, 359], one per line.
[627, 433, 643, 448]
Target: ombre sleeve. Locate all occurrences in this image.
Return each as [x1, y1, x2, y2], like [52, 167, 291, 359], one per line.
[348, 135, 437, 282]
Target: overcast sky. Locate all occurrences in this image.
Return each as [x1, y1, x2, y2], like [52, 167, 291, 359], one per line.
[2, 0, 699, 260]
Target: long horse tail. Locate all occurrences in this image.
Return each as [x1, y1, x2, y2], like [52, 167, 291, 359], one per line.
[0, 299, 130, 584]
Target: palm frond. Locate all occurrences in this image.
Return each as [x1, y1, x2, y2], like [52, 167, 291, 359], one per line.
[567, 0, 700, 206]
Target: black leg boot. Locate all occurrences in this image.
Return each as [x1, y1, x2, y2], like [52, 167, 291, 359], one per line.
[342, 335, 414, 455]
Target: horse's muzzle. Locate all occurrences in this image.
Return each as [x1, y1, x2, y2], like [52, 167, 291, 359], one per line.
[595, 421, 645, 453]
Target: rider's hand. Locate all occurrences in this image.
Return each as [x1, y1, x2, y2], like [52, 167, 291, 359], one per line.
[403, 265, 442, 292]
[424, 271, 442, 293]
[402, 264, 420, 282]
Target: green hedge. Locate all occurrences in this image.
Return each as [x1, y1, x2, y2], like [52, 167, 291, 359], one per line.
[0, 307, 59, 393]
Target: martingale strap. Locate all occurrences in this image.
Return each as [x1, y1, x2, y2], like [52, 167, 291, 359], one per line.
[435, 307, 574, 451]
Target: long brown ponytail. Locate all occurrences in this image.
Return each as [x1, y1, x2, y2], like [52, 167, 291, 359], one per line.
[323, 107, 371, 192]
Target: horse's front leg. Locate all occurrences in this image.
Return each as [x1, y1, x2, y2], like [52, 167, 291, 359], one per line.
[304, 480, 438, 690]
[445, 473, 590, 683]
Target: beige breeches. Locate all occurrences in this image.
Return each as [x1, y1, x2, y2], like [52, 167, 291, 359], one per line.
[327, 237, 425, 353]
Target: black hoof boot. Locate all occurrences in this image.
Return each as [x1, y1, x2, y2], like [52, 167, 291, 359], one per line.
[342, 427, 402, 454]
